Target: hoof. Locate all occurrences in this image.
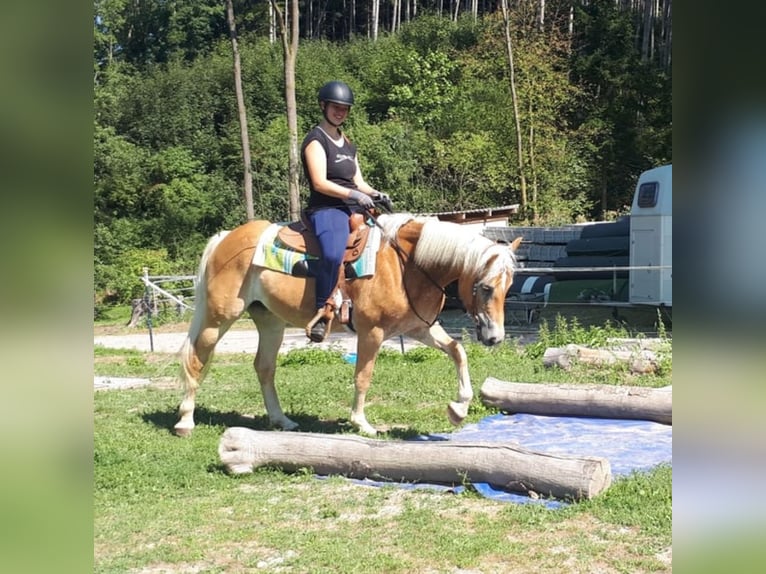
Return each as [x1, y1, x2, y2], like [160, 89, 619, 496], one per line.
[447, 402, 468, 426]
[174, 425, 193, 437]
[272, 418, 299, 431]
[356, 421, 379, 436]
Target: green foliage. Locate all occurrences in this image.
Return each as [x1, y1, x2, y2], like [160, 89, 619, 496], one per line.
[95, 246, 177, 305]
[569, 1, 671, 213]
[92, 3, 671, 306]
[387, 49, 457, 127]
[526, 315, 633, 359]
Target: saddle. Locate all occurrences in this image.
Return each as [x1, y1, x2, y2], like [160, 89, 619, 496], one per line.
[278, 211, 372, 335]
[277, 211, 371, 263]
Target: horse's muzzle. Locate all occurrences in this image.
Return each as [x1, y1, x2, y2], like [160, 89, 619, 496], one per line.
[476, 322, 504, 346]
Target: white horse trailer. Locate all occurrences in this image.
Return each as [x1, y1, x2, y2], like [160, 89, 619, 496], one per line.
[629, 164, 672, 307]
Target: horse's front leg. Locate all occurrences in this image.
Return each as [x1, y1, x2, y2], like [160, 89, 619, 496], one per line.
[349, 329, 385, 436]
[409, 322, 472, 427]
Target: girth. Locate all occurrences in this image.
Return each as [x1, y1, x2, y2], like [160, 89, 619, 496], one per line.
[277, 211, 371, 264]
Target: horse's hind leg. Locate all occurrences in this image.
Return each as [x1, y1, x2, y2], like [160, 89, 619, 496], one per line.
[247, 303, 298, 430]
[175, 315, 239, 436]
[408, 323, 473, 426]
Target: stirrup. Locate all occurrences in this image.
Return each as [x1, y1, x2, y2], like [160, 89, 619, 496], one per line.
[306, 305, 335, 343]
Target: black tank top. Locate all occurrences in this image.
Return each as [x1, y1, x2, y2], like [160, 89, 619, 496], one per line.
[301, 126, 358, 209]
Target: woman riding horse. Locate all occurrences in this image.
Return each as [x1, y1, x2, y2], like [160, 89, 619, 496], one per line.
[301, 80, 391, 343]
[173, 210, 522, 437]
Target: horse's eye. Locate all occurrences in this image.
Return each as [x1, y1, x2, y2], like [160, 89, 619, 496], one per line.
[480, 284, 494, 296]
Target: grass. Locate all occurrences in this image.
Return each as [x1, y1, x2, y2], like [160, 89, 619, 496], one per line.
[94, 319, 672, 573]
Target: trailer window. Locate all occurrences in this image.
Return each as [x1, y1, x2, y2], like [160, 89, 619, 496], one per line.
[637, 182, 659, 208]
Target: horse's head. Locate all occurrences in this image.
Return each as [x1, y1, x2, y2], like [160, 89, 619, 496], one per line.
[458, 237, 523, 346]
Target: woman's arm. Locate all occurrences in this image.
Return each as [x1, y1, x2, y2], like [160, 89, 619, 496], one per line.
[352, 157, 378, 196]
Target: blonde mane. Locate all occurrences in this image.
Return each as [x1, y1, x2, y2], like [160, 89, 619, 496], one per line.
[418, 219, 516, 279]
[376, 213, 516, 279]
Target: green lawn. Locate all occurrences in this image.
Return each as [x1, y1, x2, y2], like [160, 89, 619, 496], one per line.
[94, 322, 672, 573]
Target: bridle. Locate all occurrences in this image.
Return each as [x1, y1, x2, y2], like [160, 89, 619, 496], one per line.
[367, 210, 492, 329]
[365, 211, 446, 327]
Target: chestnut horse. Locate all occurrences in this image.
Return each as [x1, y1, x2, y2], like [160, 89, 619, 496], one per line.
[174, 213, 521, 437]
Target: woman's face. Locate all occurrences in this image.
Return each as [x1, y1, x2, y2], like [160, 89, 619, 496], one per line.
[323, 101, 350, 125]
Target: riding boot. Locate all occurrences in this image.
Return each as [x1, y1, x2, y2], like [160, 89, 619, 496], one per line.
[306, 303, 335, 343]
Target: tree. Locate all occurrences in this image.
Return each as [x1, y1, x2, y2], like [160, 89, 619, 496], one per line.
[226, 0, 254, 220]
[499, 0, 528, 216]
[271, 0, 301, 220]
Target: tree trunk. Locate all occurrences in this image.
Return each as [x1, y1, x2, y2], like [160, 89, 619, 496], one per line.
[271, 0, 302, 221]
[480, 378, 672, 425]
[660, 0, 672, 71]
[226, 0, 255, 221]
[219, 427, 613, 500]
[541, 344, 660, 375]
[269, 1, 276, 44]
[529, 113, 538, 223]
[641, 0, 655, 62]
[500, 0, 528, 215]
[372, 0, 380, 41]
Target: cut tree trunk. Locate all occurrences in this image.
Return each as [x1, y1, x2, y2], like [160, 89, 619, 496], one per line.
[127, 298, 149, 327]
[542, 343, 659, 374]
[480, 378, 672, 425]
[219, 427, 612, 500]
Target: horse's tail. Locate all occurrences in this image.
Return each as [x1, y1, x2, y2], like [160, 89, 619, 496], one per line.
[178, 230, 231, 392]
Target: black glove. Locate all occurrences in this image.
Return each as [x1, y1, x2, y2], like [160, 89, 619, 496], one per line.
[372, 192, 394, 212]
[348, 190, 375, 210]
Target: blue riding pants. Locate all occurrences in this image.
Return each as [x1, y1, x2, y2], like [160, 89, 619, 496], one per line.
[309, 207, 351, 310]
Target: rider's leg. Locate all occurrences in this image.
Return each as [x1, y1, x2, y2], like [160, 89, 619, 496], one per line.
[307, 207, 350, 342]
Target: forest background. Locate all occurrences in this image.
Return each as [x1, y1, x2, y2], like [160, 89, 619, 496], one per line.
[93, 0, 672, 314]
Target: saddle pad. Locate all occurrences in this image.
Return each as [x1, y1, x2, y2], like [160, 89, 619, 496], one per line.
[252, 222, 381, 278]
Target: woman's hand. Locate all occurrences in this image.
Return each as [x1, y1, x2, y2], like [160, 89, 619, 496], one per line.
[348, 190, 375, 209]
[372, 192, 393, 212]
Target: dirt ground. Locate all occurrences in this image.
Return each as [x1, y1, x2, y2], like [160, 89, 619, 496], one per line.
[93, 308, 482, 353]
[94, 303, 665, 355]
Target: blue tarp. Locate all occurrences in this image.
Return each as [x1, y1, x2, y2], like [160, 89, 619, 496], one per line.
[327, 412, 672, 509]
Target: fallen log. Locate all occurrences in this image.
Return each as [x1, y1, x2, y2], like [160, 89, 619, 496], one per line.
[480, 378, 672, 425]
[542, 344, 659, 374]
[219, 427, 612, 501]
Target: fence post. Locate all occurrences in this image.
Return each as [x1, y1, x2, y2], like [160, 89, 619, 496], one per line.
[143, 267, 154, 352]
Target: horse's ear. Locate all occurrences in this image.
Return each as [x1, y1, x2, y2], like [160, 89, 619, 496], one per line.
[509, 236, 523, 252]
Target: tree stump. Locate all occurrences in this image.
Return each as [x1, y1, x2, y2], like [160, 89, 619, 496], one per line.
[480, 377, 672, 425]
[219, 427, 612, 501]
[126, 298, 149, 327]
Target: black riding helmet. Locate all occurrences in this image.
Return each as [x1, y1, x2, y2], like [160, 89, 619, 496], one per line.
[317, 81, 354, 106]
